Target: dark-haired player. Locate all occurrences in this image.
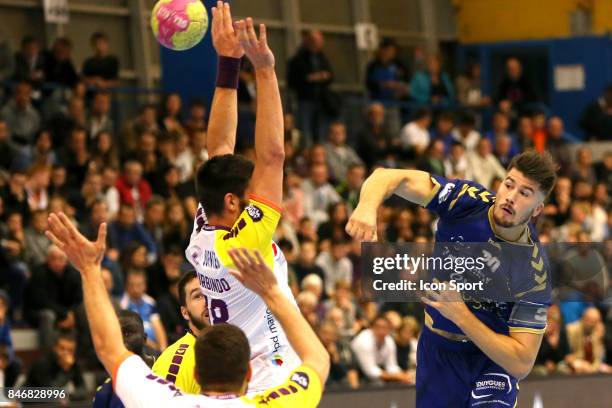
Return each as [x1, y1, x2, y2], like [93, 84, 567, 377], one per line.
[186, 2, 299, 393]
[347, 151, 557, 407]
[152, 271, 209, 394]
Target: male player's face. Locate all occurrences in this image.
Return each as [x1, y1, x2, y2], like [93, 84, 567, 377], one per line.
[182, 278, 209, 331]
[493, 168, 545, 228]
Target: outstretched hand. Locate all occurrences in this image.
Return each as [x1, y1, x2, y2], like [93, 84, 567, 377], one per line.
[235, 18, 274, 70]
[45, 212, 106, 273]
[345, 202, 378, 241]
[227, 248, 280, 298]
[211, 1, 243, 58]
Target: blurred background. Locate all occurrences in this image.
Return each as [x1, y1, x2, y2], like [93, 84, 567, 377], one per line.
[0, 0, 610, 406]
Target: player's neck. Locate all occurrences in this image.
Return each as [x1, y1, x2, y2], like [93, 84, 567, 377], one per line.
[493, 222, 529, 243]
[207, 214, 236, 229]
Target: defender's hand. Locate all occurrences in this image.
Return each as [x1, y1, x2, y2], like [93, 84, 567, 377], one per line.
[46, 212, 106, 273]
[227, 248, 280, 298]
[211, 1, 243, 58]
[345, 203, 378, 241]
[236, 18, 274, 70]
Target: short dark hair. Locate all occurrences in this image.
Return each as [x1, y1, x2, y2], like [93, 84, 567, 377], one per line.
[413, 107, 431, 121]
[118, 310, 146, 356]
[195, 154, 254, 217]
[91, 31, 108, 43]
[178, 270, 198, 307]
[55, 329, 76, 345]
[507, 150, 558, 197]
[195, 324, 250, 392]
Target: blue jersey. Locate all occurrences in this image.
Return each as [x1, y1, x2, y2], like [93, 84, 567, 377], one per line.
[423, 175, 551, 340]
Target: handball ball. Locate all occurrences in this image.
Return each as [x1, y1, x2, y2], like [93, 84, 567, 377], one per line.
[151, 0, 208, 51]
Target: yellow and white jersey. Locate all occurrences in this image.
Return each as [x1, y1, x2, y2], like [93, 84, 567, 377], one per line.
[115, 355, 322, 408]
[186, 195, 300, 394]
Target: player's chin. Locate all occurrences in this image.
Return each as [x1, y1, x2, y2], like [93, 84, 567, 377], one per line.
[492, 209, 516, 228]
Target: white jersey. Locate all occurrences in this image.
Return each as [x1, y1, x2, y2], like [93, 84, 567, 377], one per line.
[186, 197, 300, 393]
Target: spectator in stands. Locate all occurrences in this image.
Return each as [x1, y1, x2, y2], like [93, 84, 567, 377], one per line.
[318, 320, 359, 389]
[430, 110, 454, 143]
[410, 54, 454, 107]
[87, 90, 114, 139]
[336, 163, 365, 212]
[1, 160, 31, 223]
[533, 304, 571, 375]
[0, 30, 13, 92]
[323, 281, 360, 339]
[400, 107, 431, 156]
[26, 163, 51, 211]
[324, 122, 363, 184]
[142, 196, 165, 254]
[159, 93, 184, 133]
[13, 36, 44, 88]
[101, 166, 120, 218]
[155, 263, 184, 345]
[495, 57, 537, 114]
[356, 102, 397, 169]
[468, 138, 506, 189]
[0, 119, 17, 170]
[1, 81, 40, 147]
[516, 115, 535, 151]
[120, 104, 159, 154]
[484, 111, 519, 157]
[302, 163, 341, 226]
[174, 131, 195, 182]
[24, 245, 82, 350]
[184, 98, 207, 135]
[546, 116, 574, 175]
[43, 37, 78, 88]
[0, 290, 21, 387]
[191, 127, 209, 164]
[24, 129, 56, 168]
[90, 130, 120, 171]
[316, 238, 352, 296]
[47, 97, 86, 149]
[455, 62, 490, 109]
[24, 209, 50, 266]
[26, 331, 87, 401]
[570, 147, 597, 185]
[416, 139, 445, 177]
[493, 134, 513, 168]
[82, 31, 119, 89]
[351, 315, 413, 384]
[580, 84, 612, 140]
[288, 30, 334, 143]
[162, 198, 189, 249]
[448, 111, 480, 153]
[59, 126, 90, 189]
[115, 159, 152, 219]
[146, 244, 185, 300]
[365, 38, 408, 134]
[443, 141, 470, 179]
[107, 204, 156, 263]
[395, 316, 420, 372]
[293, 238, 326, 286]
[566, 307, 607, 373]
[120, 269, 167, 352]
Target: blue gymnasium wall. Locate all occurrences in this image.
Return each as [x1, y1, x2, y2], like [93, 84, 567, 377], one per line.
[458, 35, 612, 138]
[160, 0, 219, 109]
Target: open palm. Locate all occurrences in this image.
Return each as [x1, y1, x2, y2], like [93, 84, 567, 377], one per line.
[46, 212, 106, 272]
[236, 18, 274, 70]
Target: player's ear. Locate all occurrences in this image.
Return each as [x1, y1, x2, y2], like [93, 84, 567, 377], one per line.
[532, 201, 544, 218]
[224, 193, 238, 211]
[180, 305, 189, 321]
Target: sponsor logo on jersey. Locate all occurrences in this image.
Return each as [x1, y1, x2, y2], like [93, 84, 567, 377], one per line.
[438, 182, 456, 204]
[246, 205, 263, 222]
[290, 371, 310, 390]
[471, 372, 512, 399]
[272, 354, 284, 366]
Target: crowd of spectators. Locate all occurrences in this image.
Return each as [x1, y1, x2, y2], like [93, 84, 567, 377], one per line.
[0, 30, 610, 399]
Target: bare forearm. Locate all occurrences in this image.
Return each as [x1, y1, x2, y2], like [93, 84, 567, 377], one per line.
[358, 169, 410, 208]
[455, 312, 537, 379]
[263, 287, 329, 383]
[207, 88, 237, 157]
[81, 266, 128, 374]
[254, 68, 284, 163]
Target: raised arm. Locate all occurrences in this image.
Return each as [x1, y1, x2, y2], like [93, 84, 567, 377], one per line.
[346, 168, 436, 241]
[45, 213, 129, 378]
[237, 18, 284, 207]
[228, 249, 330, 385]
[207, 2, 244, 157]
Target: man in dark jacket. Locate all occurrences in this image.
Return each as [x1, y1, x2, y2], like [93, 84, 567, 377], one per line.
[26, 330, 87, 401]
[24, 245, 83, 350]
[288, 30, 335, 144]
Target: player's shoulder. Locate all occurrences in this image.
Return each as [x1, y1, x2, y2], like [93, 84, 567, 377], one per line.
[249, 364, 322, 408]
[427, 175, 494, 217]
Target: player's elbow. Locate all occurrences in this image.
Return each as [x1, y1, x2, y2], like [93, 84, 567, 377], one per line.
[306, 351, 331, 385]
[509, 360, 534, 380]
[261, 147, 285, 166]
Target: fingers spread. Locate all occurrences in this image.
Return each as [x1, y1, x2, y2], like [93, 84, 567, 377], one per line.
[48, 213, 70, 242]
[45, 230, 65, 250]
[246, 18, 257, 44]
[223, 2, 233, 33]
[228, 269, 245, 283]
[258, 24, 267, 44]
[253, 250, 266, 267]
[96, 222, 107, 246]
